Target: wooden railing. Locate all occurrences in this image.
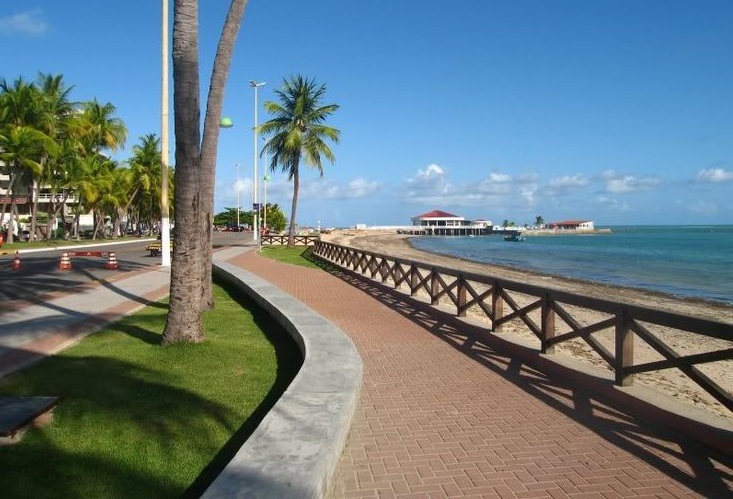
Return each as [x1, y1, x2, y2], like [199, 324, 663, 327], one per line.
[261, 234, 319, 246]
[312, 241, 733, 413]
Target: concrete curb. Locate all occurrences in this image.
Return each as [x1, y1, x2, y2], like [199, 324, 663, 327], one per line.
[203, 250, 363, 499]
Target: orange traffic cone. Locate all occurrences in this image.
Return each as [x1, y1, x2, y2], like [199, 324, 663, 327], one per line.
[59, 252, 72, 270]
[104, 252, 119, 270]
[12, 251, 21, 270]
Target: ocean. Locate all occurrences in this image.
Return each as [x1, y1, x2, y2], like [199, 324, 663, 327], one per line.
[409, 225, 733, 305]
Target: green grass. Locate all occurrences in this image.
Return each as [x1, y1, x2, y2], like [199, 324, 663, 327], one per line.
[0, 282, 302, 498]
[260, 246, 323, 268]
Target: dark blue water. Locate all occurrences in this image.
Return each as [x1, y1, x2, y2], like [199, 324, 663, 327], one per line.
[409, 225, 733, 304]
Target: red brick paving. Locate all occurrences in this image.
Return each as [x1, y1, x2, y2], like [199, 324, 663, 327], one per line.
[228, 251, 732, 498]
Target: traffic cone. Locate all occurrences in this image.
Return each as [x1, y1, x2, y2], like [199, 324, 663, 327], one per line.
[12, 251, 21, 270]
[104, 252, 119, 270]
[59, 252, 72, 270]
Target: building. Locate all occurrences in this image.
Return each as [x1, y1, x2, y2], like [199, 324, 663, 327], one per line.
[405, 209, 492, 236]
[1, 171, 91, 238]
[548, 220, 595, 231]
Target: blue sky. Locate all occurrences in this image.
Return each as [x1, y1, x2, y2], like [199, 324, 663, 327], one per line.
[3, 1, 732, 228]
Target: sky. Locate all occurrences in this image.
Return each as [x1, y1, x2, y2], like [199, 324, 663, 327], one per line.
[2, 1, 732, 228]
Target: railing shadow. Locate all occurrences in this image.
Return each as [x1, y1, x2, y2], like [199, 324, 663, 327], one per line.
[320, 263, 733, 497]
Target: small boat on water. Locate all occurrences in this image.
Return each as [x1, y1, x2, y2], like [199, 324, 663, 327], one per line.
[503, 232, 526, 242]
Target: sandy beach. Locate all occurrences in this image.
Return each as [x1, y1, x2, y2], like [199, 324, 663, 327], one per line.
[321, 229, 733, 421]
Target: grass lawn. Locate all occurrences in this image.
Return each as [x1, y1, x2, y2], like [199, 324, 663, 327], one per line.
[260, 245, 328, 269]
[260, 245, 321, 268]
[0, 281, 302, 498]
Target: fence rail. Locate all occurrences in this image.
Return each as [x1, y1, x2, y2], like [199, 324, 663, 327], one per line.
[312, 240, 733, 413]
[261, 234, 319, 246]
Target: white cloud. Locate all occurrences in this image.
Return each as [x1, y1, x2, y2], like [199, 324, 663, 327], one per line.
[299, 177, 380, 200]
[549, 175, 589, 189]
[694, 167, 733, 183]
[488, 172, 511, 183]
[405, 163, 450, 199]
[0, 10, 49, 36]
[601, 170, 660, 193]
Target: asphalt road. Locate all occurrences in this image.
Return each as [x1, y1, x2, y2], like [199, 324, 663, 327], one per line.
[0, 232, 255, 302]
[0, 239, 162, 302]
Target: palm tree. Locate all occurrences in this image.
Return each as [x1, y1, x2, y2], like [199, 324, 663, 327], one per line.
[535, 215, 545, 228]
[126, 134, 166, 234]
[32, 73, 75, 240]
[162, 0, 249, 345]
[259, 75, 340, 248]
[0, 126, 57, 242]
[80, 99, 127, 154]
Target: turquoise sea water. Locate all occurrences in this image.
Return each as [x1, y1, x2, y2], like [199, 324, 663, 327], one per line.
[409, 225, 733, 305]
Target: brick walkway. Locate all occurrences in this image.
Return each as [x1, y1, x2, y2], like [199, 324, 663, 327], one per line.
[229, 251, 732, 498]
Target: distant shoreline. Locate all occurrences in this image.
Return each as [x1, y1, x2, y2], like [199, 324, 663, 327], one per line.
[521, 228, 613, 236]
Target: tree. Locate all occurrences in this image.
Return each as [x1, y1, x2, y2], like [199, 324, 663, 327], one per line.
[535, 215, 545, 227]
[162, 0, 249, 345]
[259, 75, 340, 248]
[34, 73, 76, 240]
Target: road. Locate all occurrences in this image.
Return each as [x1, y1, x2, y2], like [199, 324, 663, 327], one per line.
[0, 239, 163, 302]
[0, 232, 256, 303]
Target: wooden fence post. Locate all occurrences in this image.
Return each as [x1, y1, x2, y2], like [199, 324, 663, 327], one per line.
[457, 275, 467, 317]
[541, 292, 555, 354]
[491, 281, 504, 332]
[431, 270, 440, 305]
[615, 305, 634, 386]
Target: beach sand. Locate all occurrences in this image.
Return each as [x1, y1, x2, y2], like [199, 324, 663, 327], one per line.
[321, 229, 733, 421]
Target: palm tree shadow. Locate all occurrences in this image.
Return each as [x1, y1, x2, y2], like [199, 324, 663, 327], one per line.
[322, 265, 733, 497]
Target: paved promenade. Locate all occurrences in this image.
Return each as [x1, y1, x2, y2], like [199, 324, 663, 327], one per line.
[2, 243, 731, 497]
[227, 250, 732, 498]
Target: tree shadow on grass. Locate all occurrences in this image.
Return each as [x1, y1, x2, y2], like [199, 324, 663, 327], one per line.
[0, 280, 303, 498]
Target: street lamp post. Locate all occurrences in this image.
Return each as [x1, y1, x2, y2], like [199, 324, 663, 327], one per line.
[263, 174, 271, 235]
[235, 163, 244, 230]
[249, 80, 265, 242]
[160, 0, 171, 266]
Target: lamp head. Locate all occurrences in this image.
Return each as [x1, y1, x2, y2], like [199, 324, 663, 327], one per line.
[220, 117, 233, 128]
[263, 174, 272, 181]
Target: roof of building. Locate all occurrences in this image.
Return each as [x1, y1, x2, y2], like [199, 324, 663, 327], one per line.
[413, 209, 461, 219]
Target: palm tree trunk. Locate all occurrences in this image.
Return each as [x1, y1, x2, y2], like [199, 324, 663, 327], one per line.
[288, 164, 300, 248]
[163, 0, 205, 345]
[198, 0, 249, 310]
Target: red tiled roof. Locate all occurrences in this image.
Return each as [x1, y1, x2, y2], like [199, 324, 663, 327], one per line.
[413, 209, 460, 219]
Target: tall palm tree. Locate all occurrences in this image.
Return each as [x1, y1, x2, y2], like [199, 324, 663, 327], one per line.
[126, 134, 163, 234]
[0, 126, 57, 242]
[80, 99, 127, 154]
[162, 0, 249, 345]
[259, 75, 340, 247]
[32, 73, 75, 240]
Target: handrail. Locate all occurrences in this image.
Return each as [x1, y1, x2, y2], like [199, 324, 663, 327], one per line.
[312, 240, 733, 413]
[261, 234, 319, 246]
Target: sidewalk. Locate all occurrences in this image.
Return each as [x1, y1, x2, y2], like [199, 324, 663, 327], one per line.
[0, 266, 170, 379]
[226, 250, 733, 498]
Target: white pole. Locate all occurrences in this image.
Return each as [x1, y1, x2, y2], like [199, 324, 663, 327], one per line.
[249, 80, 265, 242]
[160, 0, 171, 266]
[235, 164, 241, 229]
[263, 174, 270, 235]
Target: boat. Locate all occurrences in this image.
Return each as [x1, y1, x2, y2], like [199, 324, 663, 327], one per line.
[503, 231, 526, 242]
